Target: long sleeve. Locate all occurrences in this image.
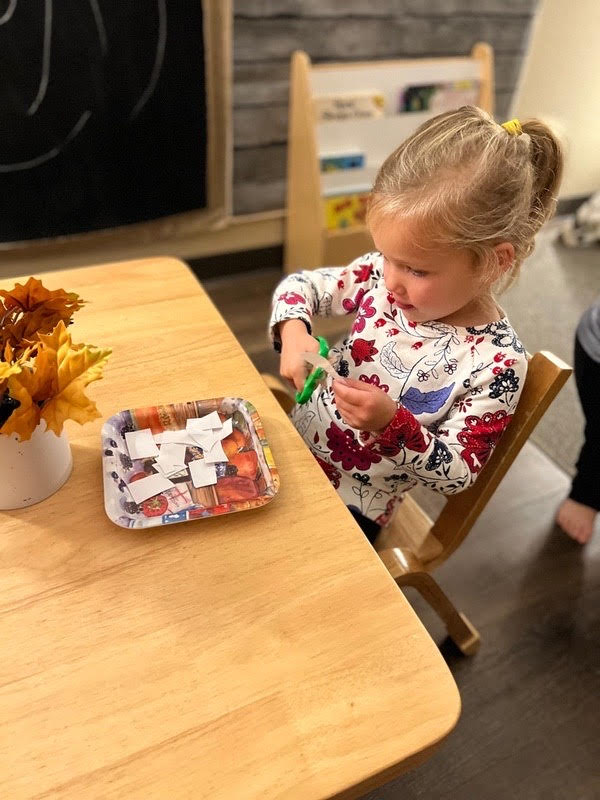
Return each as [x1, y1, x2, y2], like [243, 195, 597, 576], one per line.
[366, 351, 527, 495]
[269, 253, 382, 349]
[270, 248, 529, 523]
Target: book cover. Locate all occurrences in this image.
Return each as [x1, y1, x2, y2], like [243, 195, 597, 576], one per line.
[314, 92, 385, 123]
[324, 191, 370, 230]
[320, 151, 365, 172]
[399, 80, 480, 113]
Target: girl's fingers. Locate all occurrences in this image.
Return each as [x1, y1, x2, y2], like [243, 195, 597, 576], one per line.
[333, 381, 368, 405]
[335, 405, 359, 427]
[334, 377, 371, 392]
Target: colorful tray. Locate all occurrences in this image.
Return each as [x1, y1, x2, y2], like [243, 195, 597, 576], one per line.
[101, 398, 280, 529]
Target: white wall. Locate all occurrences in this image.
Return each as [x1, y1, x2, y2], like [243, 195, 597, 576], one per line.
[511, 0, 600, 199]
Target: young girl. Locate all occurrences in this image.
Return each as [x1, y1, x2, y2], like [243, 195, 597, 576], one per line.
[270, 107, 564, 542]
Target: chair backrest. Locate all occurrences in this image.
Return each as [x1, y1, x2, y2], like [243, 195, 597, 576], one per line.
[426, 350, 571, 569]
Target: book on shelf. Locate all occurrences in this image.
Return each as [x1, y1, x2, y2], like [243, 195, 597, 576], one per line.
[319, 151, 365, 172]
[323, 190, 370, 230]
[313, 91, 385, 123]
[399, 80, 480, 113]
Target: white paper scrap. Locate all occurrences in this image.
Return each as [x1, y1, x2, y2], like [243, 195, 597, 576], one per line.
[190, 430, 218, 450]
[157, 442, 188, 463]
[217, 418, 233, 440]
[203, 440, 228, 464]
[125, 428, 160, 460]
[154, 430, 199, 446]
[189, 459, 217, 488]
[127, 473, 175, 504]
[301, 352, 337, 378]
[186, 411, 222, 432]
[154, 463, 188, 479]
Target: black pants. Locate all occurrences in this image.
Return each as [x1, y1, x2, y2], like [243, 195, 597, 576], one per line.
[569, 337, 600, 511]
[348, 507, 381, 544]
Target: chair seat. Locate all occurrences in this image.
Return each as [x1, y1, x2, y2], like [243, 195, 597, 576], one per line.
[374, 495, 444, 565]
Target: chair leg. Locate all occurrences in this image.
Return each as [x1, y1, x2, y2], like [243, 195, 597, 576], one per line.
[397, 570, 481, 655]
[379, 547, 480, 655]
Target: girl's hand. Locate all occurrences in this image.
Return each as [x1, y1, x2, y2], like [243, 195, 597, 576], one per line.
[333, 377, 397, 432]
[278, 320, 320, 392]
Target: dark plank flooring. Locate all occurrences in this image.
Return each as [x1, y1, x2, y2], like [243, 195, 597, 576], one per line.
[202, 267, 600, 800]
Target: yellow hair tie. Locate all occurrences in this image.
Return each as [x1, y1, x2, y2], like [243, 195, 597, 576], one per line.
[502, 118, 522, 136]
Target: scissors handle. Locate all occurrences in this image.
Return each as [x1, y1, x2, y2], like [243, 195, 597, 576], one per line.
[295, 336, 330, 405]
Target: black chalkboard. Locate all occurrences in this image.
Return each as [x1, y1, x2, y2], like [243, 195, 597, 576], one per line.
[0, 0, 207, 242]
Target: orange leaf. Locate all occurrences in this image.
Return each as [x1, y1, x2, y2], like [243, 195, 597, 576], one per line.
[0, 277, 83, 314]
[38, 321, 111, 436]
[0, 278, 85, 356]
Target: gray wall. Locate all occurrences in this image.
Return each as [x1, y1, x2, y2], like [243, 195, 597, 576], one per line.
[233, 0, 538, 215]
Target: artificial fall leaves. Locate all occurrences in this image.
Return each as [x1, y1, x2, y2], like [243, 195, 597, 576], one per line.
[0, 277, 111, 441]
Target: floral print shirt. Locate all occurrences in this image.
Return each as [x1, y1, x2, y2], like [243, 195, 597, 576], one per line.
[269, 252, 528, 525]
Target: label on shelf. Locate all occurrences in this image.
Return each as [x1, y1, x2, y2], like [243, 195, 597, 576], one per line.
[314, 92, 385, 122]
[398, 80, 479, 113]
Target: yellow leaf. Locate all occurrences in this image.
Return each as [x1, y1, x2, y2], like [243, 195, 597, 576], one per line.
[38, 321, 111, 436]
[0, 362, 23, 415]
[0, 361, 22, 381]
[0, 371, 40, 441]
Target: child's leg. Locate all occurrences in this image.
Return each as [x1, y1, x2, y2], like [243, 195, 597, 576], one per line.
[557, 337, 600, 544]
[347, 506, 381, 545]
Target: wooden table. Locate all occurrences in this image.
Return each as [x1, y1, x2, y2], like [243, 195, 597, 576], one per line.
[0, 258, 460, 799]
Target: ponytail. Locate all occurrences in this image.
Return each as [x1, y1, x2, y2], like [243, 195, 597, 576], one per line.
[521, 119, 564, 227]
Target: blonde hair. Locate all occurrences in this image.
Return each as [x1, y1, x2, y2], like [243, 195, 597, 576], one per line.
[367, 106, 564, 291]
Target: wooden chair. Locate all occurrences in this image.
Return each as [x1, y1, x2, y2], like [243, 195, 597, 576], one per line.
[261, 350, 572, 655]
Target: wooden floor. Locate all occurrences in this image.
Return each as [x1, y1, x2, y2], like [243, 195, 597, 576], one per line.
[203, 267, 600, 800]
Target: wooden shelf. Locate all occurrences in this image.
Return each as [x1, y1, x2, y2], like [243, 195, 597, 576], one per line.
[284, 44, 495, 273]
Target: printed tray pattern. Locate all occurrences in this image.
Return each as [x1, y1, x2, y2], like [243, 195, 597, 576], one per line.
[101, 397, 279, 529]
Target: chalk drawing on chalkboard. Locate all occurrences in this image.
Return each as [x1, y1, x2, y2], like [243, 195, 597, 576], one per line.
[130, 0, 167, 121]
[0, 110, 91, 173]
[28, 0, 52, 116]
[0, 0, 222, 240]
[88, 0, 107, 55]
[0, 0, 17, 26]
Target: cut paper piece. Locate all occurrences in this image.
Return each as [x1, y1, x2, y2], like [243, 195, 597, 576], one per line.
[125, 428, 160, 460]
[154, 463, 188, 479]
[203, 440, 228, 464]
[190, 430, 220, 450]
[217, 418, 233, 439]
[127, 473, 175, 504]
[156, 442, 187, 463]
[300, 352, 337, 378]
[154, 430, 199, 446]
[155, 442, 189, 478]
[189, 459, 217, 488]
[186, 411, 222, 432]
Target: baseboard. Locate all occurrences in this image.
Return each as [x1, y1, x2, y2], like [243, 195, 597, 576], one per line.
[188, 245, 284, 280]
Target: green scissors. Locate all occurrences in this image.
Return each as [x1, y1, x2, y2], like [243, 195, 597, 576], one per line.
[295, 336, 331, 405]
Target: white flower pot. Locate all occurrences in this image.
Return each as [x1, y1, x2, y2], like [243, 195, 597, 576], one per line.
[0, 420, 73, 509]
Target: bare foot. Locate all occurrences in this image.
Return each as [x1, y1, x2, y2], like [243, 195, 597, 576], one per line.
[556, 498, 597, 544]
